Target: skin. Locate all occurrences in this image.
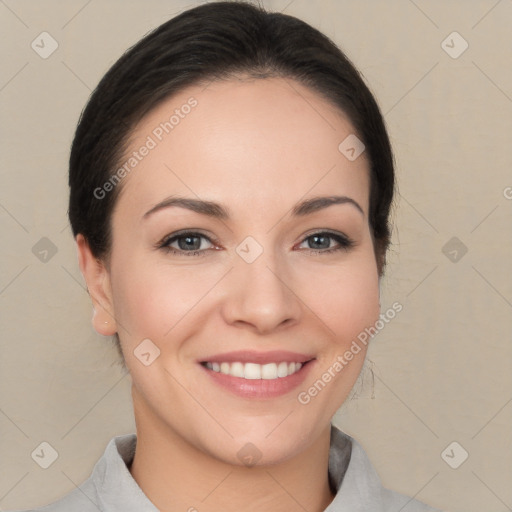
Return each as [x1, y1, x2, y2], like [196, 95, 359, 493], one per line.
[77, 77, 381, 512]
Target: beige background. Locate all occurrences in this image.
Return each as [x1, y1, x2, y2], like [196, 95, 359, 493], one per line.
[1, 1, 511, 511]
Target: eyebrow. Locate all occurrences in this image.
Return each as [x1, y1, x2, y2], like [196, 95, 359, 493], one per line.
[142, 194, 364, 221]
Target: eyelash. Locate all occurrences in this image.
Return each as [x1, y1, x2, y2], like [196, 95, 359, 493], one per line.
[157, 230, 355, 257]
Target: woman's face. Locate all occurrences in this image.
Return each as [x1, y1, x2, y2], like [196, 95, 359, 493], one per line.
[101, 77, 380, 464]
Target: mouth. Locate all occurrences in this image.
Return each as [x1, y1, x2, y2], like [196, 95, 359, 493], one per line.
[201, 360, 306, 380]
[198, 351, 315, 399]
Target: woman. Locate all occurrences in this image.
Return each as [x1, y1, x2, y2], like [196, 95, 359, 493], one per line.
[13, 1, 441, 511]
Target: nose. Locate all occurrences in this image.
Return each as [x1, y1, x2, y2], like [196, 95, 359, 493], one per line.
[221, 251, 302, 335]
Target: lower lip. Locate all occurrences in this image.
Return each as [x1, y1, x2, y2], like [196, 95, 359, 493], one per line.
[200, 361, 315, 399]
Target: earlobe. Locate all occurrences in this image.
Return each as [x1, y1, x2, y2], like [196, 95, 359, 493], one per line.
[91, 307, 117, 336]
[76, 234, 118, 336]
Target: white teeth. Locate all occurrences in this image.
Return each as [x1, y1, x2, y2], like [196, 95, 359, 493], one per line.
[277, 361, 288, 377]
[261, 363, 277, 380]
[231, 361, 244, 378]
[205, 361, 303, 379]
[244, 363, 261, 379]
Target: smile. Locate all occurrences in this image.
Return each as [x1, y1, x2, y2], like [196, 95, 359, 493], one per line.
[203, 361, 303, 380]
[199, 351, 316, 399]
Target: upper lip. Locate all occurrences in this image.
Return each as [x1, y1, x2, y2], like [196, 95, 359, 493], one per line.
[199, 350, 315, 365]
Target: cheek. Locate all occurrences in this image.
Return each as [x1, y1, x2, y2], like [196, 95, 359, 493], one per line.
[297, 258, 380, 346]
[109, 254, 225, 342]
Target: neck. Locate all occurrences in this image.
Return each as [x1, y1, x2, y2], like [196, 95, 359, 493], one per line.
[129, 388, 335, 512]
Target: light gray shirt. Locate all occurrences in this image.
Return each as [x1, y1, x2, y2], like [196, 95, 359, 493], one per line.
[10, 425, 441, 511]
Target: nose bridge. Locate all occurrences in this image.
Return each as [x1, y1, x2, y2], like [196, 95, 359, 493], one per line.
[222, 241, 302, 332]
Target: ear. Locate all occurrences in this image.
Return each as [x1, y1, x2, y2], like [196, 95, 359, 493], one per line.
[76, 234, 117, 336]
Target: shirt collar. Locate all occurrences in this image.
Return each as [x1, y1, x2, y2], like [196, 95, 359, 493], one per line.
[326, 425, 386, 512]
[91, 424, 384, 512]
[93, 433, 159, 511]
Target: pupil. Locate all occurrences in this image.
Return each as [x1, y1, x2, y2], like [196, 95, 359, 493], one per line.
[310, 235, 329, 249]
[179, 236, 200, 250]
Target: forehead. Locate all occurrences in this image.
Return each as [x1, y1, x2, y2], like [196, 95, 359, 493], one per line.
[115, 77, 370, 219]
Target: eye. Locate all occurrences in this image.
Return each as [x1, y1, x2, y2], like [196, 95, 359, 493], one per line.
[297, 231, 355, 254]
[158, 231, 216, 257]
[157, 229, 355, 257]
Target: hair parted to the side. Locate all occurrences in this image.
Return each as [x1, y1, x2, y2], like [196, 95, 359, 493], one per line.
[68, 0, 395, 366]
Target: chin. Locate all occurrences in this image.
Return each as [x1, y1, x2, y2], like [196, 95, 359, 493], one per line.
[205, 435, 304, 467]
[194, 416, 325, 468]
